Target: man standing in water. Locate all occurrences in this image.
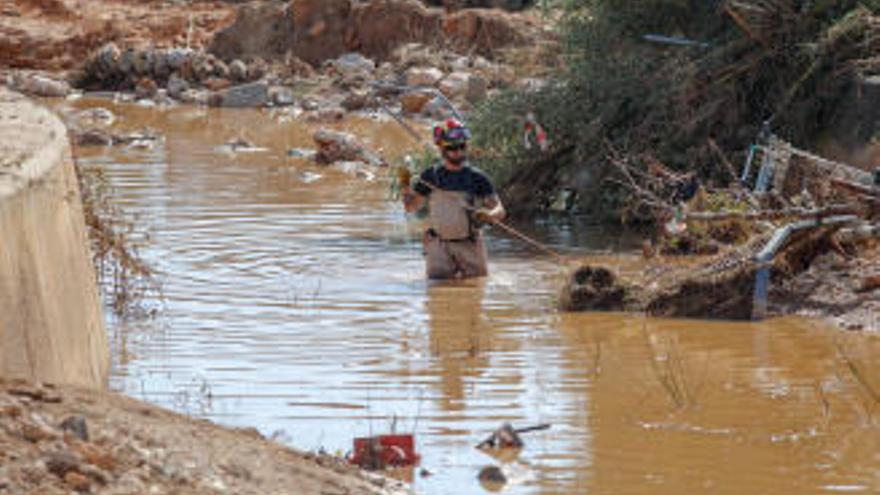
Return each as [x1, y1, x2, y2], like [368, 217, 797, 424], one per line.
[402, 118, 506, 279]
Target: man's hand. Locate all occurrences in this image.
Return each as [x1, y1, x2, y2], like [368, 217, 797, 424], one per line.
[473, 208, 497, 224]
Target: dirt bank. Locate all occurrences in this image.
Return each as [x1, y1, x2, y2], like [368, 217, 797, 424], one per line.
[0, 379, 412, 495]
[0, 0, 235, 73]
[0, 88, 108, 388]
[209, 0, 539, 65]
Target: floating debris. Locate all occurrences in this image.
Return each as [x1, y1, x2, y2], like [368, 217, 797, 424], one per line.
[348, 434, 420, 471]
[476, 422, 550, 450]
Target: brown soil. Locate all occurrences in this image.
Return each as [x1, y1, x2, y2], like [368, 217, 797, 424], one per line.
[0, 0, 235, 72]
[0, 378, 411, 495]
[209, 0, 540, 66]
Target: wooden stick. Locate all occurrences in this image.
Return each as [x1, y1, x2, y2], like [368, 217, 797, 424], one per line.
[685, 205, 859, 222]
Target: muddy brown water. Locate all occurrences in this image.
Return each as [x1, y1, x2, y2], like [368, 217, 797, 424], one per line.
[56, 97, 880, 494]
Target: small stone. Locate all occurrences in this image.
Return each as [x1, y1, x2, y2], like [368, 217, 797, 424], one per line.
[341, 90, 371, 111]
[59, 416, 89, 442]
[268, 86, 295, 107]
[0, 404, 22, 417]
[75, 129, 113, 147]
[438, 71, 470, 98]
[64, 471, 91, 492]
[134, 78, 158, 100]
[229, 59, 248, 82]
[203, 77, 232, 92]
[406, 67, 444, 87]
[166, 74, 190, 99]
[21, 421, 58, 443]
[46, 451, 80, 478]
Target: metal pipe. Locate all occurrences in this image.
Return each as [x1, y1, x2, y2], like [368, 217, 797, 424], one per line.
[751, 214, 858, 320]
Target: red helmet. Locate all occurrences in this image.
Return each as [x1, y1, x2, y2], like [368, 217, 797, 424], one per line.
[433, 118, 471, 148]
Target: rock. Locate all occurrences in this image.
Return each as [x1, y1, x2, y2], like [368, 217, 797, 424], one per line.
[213, 59, 231, 80]
[0, 404, 22, 417]
[268, 86, 295, 107]
[92, 43, 121, 78]
[450, 56, 470, 71]
[64, 471, 90, 492]
[465, 74, 488, 103]
[165, 48, 193, 72]
[46, 451, 80, 478]
[118, 48, 135, 75]
[422, 96, 453, 119]
[340, 89, 371, 111]
[178, 89, 211, 106]
[78, 464, 110, 485]
[247, 57, 268, 80]
[406, 67, 444, 87]
[132, 50, 153, 76]
[304, 106, 346, 122]
[399, 90, 433, 113]
[229, 59, 248, 82]
[203, 77, 233, 92]
[134, 78, 158, 100]
[166, 74, 190, 99]
[438, 71, 470, 98]
[20, 421, 58, 442]
[11, 73, 71, 97]
[210, 82, 269, 108]
[478, 466, 507, 491]
[313, 129, 360, 164]
[73, 442, 116, 472]
[75, 129, 113, 147]
[287, 148, 317, 160]
[300, 97, 320, 111]
[59, 416, 89, 442]
[516, 77, 548, 93]
[330, 53, 375, 79]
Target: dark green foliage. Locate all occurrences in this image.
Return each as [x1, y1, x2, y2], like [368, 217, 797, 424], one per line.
[471, 0, 880, 220]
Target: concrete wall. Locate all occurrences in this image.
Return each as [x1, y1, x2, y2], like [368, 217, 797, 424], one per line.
[0, 88, 109, 388]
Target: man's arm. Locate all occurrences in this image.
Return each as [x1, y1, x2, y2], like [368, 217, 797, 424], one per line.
[402, 188, 427, 213]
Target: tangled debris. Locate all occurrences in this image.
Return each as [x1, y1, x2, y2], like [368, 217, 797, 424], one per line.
[561, 137, 879, 327]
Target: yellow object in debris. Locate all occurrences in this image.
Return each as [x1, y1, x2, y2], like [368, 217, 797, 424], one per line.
[396, 166, 412, 188]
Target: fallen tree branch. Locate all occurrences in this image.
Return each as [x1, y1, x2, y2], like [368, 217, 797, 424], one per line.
[686, 204, 860, 222]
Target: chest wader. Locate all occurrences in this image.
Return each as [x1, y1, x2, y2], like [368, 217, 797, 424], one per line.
[423, 182, 488, 279]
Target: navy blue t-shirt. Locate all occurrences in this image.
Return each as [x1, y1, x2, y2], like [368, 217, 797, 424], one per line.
[413, 163, 495, 198]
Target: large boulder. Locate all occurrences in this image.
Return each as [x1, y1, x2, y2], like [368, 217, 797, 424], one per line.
[209, 1, 295, 62]
[209, 81, 269, 108]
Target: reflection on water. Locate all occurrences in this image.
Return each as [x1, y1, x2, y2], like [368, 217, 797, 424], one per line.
[57, 98, 880, 495]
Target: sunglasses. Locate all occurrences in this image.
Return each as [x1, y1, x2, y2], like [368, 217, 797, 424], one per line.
[444, 144, 467, 152]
